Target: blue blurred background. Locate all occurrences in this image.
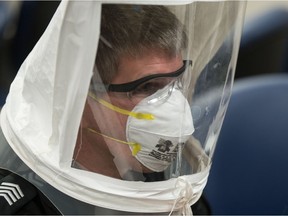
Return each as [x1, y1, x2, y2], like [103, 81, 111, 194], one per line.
[204, 2, 288, 215]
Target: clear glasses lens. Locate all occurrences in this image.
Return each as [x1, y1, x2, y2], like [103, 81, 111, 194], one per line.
[146, 81, 176, 104]
[129, 63, 188, 101]
[129, 78, 181, 105]
[131, 77, 175, 97]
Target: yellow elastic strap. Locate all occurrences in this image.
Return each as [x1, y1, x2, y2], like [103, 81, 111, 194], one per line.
[88, 92, 154, 120]
[87, 128, 141, 156]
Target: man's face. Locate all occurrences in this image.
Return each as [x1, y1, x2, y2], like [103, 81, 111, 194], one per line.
[86, 53, 183, 174]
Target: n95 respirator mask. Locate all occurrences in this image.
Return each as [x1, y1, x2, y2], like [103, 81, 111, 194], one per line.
[127, 88, 195, 172]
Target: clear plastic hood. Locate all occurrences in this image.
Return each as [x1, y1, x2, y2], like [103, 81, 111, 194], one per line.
[0, 0, 246, 214]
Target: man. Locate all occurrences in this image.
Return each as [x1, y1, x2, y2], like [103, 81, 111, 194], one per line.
[72, 5, 194, 181]
[0, 1, 245, 215]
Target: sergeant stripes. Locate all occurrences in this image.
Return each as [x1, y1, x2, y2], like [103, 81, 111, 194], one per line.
[0, 182, 24, 205]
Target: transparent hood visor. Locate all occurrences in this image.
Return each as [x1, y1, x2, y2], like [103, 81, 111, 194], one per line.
[72, 2, 244, 181]
[0, 1, 246, 214]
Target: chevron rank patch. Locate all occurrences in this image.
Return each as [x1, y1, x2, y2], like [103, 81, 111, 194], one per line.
[0, 170, 37, 215]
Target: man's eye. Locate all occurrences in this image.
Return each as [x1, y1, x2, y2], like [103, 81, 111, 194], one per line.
[133, 80, 166, 96]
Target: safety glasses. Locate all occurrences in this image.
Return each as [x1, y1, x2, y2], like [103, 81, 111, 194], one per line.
[107, 60, 192, 97]
[92, 60, 192, 104]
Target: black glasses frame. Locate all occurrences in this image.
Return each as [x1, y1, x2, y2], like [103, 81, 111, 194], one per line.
[106, 60, 192, 93]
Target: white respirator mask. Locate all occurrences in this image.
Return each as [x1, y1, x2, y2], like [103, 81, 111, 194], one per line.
[127, 88, 195, 172]
[90, 83, 195, 172]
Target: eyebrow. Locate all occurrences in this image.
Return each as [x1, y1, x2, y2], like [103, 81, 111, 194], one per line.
[107, 60, 192, 92]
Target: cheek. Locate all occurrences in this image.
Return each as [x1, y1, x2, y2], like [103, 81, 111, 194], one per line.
[113, 97, 136, 111]
[101, 95, 136, 137]
[103, 94, 136, 116]
[112, 100, 134, 131]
